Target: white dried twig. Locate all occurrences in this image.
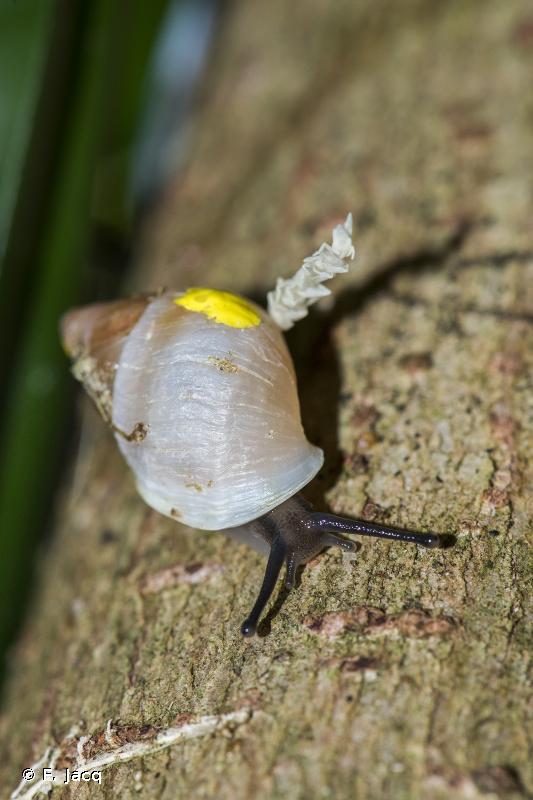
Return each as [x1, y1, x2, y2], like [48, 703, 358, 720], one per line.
[267, 212, 355, 330]
[104, 718, 115, 747]
[76, 735, 89, 765]
[11, 709, 251, 799]
[11, 747, 60, 800]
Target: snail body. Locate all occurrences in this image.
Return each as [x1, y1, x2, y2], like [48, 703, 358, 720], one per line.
[62, 218, 442, 636]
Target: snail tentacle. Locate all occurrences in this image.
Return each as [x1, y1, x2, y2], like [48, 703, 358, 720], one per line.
[322, 532, 358, 552]
[308, 512, 440, 549]
[241, 535, 286, 637]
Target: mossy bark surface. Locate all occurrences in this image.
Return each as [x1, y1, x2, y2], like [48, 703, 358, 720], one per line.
[2, 1, 532, 798]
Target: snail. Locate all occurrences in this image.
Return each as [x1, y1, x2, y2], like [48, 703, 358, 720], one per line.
[61, 215, 441, 636]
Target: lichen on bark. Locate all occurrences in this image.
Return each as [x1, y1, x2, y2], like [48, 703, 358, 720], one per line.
[1, 1, 532, 798]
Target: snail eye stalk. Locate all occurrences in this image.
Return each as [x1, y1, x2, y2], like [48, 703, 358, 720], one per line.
[241, 536, 286, 637]
[308, 513, 441, 549]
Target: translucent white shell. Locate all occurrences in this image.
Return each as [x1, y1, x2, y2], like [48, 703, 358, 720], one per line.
[111, 291, 323, 530]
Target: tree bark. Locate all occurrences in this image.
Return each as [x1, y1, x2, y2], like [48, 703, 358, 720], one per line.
[2, 1, 532, 798]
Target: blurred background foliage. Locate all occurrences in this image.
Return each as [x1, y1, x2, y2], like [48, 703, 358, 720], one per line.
[0, 0, 216, 687]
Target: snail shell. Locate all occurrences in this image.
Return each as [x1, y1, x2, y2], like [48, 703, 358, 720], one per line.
[62, 289, 323, 530]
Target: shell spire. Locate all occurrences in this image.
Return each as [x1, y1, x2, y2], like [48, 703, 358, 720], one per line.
[267, 213, 355, 330]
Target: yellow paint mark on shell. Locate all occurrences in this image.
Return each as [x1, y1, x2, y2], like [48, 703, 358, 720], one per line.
[174, 288, 261, 329]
